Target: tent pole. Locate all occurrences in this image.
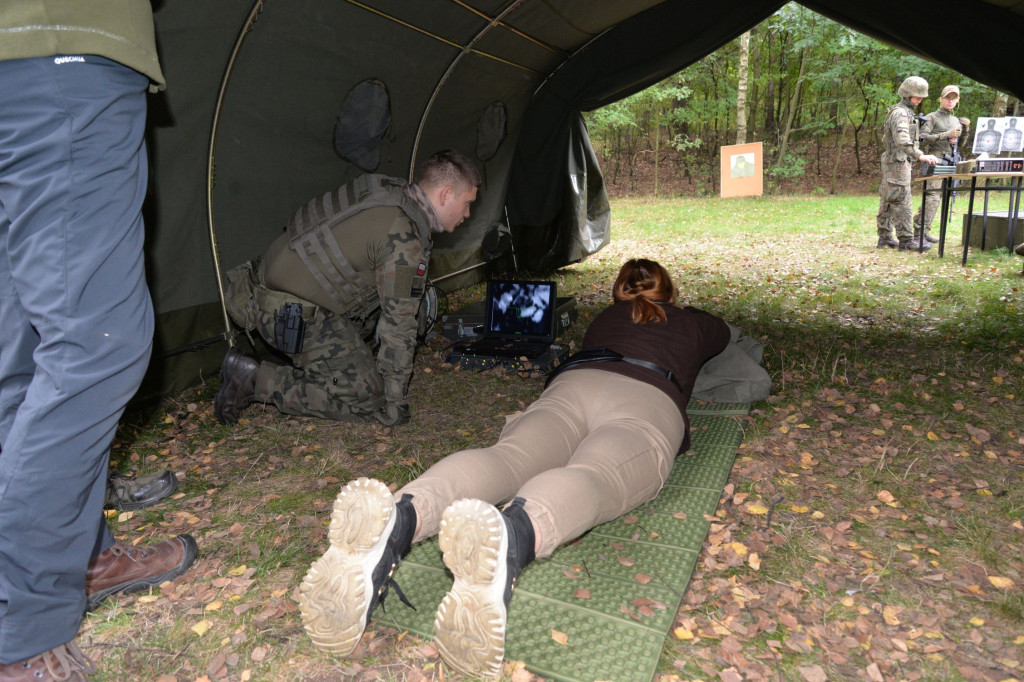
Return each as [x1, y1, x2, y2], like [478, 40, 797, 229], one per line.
[206, 0, 266, 349]
[408, 0, 531, 176]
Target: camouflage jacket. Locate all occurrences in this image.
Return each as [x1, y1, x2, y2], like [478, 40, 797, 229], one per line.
[881, 100, 923, 164]
[919, 108, 961, 157]
[261, 204, 432, 405]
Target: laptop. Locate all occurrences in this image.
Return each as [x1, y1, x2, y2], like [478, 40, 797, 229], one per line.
[456, 279, 557, 359]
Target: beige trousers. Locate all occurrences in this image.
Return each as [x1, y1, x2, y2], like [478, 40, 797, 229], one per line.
[397, 369, 685, 557]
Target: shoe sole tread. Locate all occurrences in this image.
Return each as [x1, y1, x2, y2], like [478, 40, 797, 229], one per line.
[298, 477, 394, 655]
[435, 499, 507, 680]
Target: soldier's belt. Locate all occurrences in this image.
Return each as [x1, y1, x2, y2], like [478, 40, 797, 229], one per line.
[254, 284, 319, 321]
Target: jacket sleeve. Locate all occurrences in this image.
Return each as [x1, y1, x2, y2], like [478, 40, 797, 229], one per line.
[892, 109, 922, 161]
[373, 217, 429, 405]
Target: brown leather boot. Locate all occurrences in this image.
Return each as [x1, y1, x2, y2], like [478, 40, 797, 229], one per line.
[85, 535, 198, 611]
[0, 641, 95, 681]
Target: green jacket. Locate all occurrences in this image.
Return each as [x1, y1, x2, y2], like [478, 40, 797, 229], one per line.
[0, 0, 164, 90]
[881, 100, 923, 164]
[919, 108, 961, 157]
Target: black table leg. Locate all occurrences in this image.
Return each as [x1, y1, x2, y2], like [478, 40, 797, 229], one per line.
[963, 176, 978, 266]
[938, 178, 951, 258]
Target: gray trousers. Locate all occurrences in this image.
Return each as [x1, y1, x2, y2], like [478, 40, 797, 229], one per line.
[398, 369, 685, 557]
[0, 57, 153, 662]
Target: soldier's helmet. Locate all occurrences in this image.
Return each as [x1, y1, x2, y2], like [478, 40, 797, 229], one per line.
[898, 76, 929, 98]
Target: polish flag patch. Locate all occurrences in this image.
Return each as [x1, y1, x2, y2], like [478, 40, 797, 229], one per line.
[417, 263, 427, 276]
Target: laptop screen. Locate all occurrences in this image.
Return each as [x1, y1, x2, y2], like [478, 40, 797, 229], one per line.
[484, 280, 557, 341]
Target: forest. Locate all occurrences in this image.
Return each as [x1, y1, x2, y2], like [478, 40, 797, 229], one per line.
[585, 3, 1023, 197]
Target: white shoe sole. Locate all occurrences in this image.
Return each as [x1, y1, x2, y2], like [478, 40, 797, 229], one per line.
[434, 498, 508, 680]
[298, 477, 395, 654]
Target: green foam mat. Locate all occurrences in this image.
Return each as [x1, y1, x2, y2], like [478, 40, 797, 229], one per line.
[374, 411, 746, 681]
[685, 400, 752, 416]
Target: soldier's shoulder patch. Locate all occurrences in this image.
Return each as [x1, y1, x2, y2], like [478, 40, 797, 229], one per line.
[416, 263, 426, 276]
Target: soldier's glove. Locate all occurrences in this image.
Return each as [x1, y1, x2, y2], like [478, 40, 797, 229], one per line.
[375, 402, 410, 427]
[949, 128, 961, 140]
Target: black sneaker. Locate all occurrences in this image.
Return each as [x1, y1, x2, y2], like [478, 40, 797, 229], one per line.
[298, 478, 416, 655]
[434, 497, 535, 679]
[105, 470, 179, 511]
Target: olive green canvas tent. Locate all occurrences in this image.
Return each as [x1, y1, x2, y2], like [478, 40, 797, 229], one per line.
[142, 0, 1024, 402]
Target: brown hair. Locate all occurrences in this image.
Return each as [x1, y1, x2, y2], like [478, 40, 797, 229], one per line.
[415, 149, 481, 194]
[612, 258, 674, 324]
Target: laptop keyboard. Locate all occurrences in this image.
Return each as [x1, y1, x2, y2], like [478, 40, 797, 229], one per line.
[462, 339, 550, 358]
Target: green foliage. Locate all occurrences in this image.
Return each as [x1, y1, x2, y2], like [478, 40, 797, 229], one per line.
[586, 2, 1009, 190]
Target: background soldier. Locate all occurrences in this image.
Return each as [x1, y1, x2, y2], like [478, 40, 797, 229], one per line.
[215, 150, 480, 427]
[876, 76, 941, 251]
[912, 84, 965, 244]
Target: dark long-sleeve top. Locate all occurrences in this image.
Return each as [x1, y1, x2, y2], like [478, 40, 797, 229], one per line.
[569, 300, 730, 450]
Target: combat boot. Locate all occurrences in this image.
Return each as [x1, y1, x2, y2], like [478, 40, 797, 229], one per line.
[1015, 242, 1024, 256]
[214, 348, 259, 424]
[876, 235, 899, 249]
[923, 232, 939, 243]
[898, 238, 932, 252]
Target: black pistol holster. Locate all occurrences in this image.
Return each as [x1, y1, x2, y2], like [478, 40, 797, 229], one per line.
[274, 302, 305, 353]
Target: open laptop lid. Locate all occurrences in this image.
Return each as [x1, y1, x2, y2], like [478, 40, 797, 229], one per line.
[483, 279, 557, 342]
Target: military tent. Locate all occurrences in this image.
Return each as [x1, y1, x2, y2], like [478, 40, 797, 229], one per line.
[142, 0, 1024, 401]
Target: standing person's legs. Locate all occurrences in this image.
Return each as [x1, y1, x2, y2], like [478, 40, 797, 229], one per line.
[0, 205, 36, 445]
[0, 56, 153, 664]
[876, 160, 900, 248]
[918, 180, 942, 241]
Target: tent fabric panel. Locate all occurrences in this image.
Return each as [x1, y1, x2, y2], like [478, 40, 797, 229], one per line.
[803, 0, 1024, 101]
[210, 0, 463, 273]
[147, 0, 254, 314]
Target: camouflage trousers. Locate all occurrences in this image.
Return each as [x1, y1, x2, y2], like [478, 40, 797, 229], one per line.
[876, 159, 913, 241]
[224, 263, 383, 421]
[912, 178, 943, 237]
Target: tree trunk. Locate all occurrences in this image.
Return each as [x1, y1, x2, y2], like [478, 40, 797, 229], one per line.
[653, 124, 660, 196]
[994, 91, 1008, 117]
[831, 117, 847, 194]
[736, 30, 751, 145]
[775, 49, 806, 164]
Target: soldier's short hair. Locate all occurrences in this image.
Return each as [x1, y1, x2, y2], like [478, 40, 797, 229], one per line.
[415, 149, 481, 193]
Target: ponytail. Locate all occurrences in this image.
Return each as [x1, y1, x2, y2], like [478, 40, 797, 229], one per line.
[612, 258, 675, 324]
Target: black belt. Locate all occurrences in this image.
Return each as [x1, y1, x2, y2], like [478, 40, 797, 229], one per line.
[544, 347, 681, 392]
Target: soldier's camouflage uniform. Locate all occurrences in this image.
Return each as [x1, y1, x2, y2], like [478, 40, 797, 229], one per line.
[225, 195, 434, 422]
[877, 99, 925, 242]
[913, 107, 961, 239]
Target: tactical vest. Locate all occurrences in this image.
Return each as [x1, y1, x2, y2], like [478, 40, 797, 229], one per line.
[286, 174, 433, 317]
[883, 103, 918, 163]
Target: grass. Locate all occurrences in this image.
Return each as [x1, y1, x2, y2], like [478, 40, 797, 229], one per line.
[86, 193, 1024, 681]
